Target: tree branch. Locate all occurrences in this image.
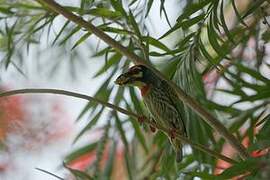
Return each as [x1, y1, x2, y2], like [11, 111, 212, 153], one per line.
[0, 88, 137, 117]
[0, 88, 237, 164]
[35, 0, 249, 159]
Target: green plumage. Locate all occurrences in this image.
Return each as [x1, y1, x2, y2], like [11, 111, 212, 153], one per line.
[115, 64, 187, 162]
[143, 77, 187, 162]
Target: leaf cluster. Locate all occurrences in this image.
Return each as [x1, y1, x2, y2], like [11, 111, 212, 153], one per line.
[0, 0, 269, 179]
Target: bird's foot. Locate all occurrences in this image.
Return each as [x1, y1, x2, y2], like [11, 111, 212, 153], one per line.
[169, 128, 177, 139]
[149, 120, 157, 133]
[150, 125, 156, 133]
[137, 116, 146, 125]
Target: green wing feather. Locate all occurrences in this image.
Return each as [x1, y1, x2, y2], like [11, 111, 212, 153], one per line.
[161, 80, 187, 136]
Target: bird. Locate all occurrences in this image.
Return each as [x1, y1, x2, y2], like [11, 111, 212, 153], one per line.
[115, 64, 187, 162]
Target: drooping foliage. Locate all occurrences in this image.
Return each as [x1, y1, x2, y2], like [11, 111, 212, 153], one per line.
[0, 0, 269, 179]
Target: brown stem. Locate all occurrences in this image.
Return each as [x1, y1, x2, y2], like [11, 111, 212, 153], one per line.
[0, 88, 237, 164]
[35, 168, 65, 180]
[35, 0, 249, 159]
[0, 88, 137, 117]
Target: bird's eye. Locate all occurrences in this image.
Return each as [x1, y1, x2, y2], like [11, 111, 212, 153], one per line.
[129, 66, 142, 74]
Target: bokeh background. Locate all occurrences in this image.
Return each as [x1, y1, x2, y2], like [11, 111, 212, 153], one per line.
[0, 0, 269, 179]
[0, 1, 179, 179]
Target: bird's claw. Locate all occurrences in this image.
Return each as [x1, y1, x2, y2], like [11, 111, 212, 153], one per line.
[169, 128, 177, 139]
[150, 125, 156, 133]
[138, 116, 157, 133]
[138, 116, 146, 125]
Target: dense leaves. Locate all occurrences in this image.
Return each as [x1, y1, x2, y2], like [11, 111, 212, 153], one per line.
[0, 0, 269, 179]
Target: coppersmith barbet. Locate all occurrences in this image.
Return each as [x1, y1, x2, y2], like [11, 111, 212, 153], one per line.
[115, 64, 187, 162]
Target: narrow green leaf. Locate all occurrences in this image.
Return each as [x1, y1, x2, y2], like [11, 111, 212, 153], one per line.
[181, 14, 205, 30]
[59, 25, 81, 45]
[256, 113, 270, 127]
[26, 14, 47, 37]
[145, 0, 154, 17]
[242, 0, 265, 19]
[211, 1, 221, 33]
[234, 90, 270, 103]
[250, 140, 270, 153]
[87, 8, 121, 19]
[235, 63, 270, 84]
[207, 15, 230, 59]
[129, 88, 143, 114]
[177, 33, 195, 48]
[161, 56, 181, 79]
[5, 21, 16, 68]
[159, 14, 204, 39]
[217, 89, 247, 98]
[160, 0, 171, 27]
[94, 122, 111, 177]
[93, 47, 113, 57]
[160, 146, 175, 174]
[231, 0, 248, 27]
[199, 38, 216, 65]
[52, 20, 70, 45]
[177, 155, 195, 170]
[94, 70, 116, 100]
[65, 142, 98, 163]
[115, 115, 129, 149]
[64, 164, 94, 180]
[103, 141, 117, 178]
[220, 0, 235, 44]
[94, 53, 122, 77]
[225, 69, 269, 93]
[73, 109, 103, 143]
[159, 23, 181, 39]
[176, 0, 211, 22]
[76, 102, 96, 122]
[207, 101, 240, 115]
[124, 148, 133, 180]
[79, 0, 87, 15]
[142, 36, 171, 53]
[229, 113, 250, 133]
[76, 69, 116, 122]
[0, 7, 14, 15]
[71, 32, 92, 50]
[101, 26, 133, 35]
[148, 49, 184, 57]
[219, 159, 258, 179]
[129, 0, 138, 6]
[32, 15, 55, 34]
[128, 10, 141, 38]
[125, 103, 148, 153]
[110, 0, 128, 18]
[10, 2, 43, 10]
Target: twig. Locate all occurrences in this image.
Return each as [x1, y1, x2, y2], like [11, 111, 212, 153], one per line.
[0, 88, 237, 164]
[0, 88, 137, 117]
[35, 0, 249, 159]
[35, 168, 64, 180]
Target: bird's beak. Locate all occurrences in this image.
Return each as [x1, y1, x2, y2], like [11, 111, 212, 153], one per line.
[115, 73, 131, 85]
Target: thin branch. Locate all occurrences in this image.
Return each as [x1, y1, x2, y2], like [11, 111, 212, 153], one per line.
[35, 0, 249, 159]
[35, 168, 64, 180]
[0, 88, 237, 164]
[0, 88, 137, 117]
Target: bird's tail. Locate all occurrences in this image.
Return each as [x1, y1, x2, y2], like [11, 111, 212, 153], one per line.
[175, 146, 183, 163]
[170, 137, 183, 163]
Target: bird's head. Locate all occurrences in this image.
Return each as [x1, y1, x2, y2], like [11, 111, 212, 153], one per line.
[115, 65, 151, 87]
